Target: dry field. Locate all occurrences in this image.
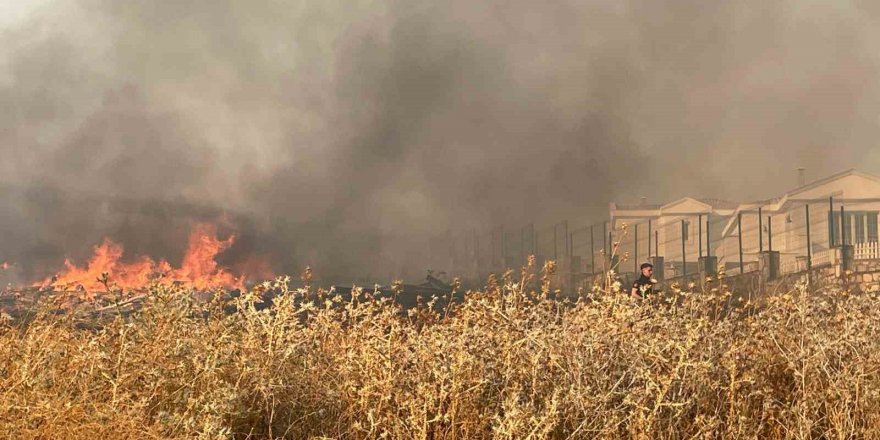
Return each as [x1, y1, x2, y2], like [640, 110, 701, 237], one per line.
[2, 261, 880, 439]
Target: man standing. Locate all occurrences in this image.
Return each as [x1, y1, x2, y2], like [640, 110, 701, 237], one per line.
[630, 262, 656, 298]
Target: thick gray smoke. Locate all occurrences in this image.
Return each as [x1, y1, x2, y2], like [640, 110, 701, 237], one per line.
[1, 0, 878, 283]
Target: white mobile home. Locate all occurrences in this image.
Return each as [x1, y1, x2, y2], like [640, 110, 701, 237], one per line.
[610, 197, 737, 277]
[609, 169, 880, 278]
[717, 169, 880, 274]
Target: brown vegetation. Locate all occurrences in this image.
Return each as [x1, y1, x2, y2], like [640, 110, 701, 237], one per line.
[2, 261, 880, 439]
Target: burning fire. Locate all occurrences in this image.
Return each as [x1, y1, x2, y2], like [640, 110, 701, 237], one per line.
[36, 223, 269, 292]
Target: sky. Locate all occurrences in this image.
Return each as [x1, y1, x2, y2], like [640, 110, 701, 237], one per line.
[1, 0, 879, 282]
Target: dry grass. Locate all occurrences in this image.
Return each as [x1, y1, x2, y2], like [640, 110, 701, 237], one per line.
[2, 261, 880, 439]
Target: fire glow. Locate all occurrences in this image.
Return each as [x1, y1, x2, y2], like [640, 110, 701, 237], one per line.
[36, 223, 268, 292]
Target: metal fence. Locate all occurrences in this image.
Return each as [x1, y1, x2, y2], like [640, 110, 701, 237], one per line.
[444, 197, 880, 282]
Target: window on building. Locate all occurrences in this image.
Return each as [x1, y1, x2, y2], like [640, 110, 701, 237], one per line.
[829, 211, 879, 245]
[856, 214, 866, 244]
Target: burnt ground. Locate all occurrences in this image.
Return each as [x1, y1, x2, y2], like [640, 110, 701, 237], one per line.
[0, 274, 465, 328]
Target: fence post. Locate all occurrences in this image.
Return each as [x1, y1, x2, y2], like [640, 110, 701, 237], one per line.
[840, 205, 854, 274]
[530, 223, 536, 256]
[534, 228, 539, 261]
[634, 223, 639, 273]
[608, 230, 612, 259]
[652, 229, 664, 281]
[706, 216, 711, 257]
[681, 219, 687, 277]
[738, 212, 744, 274]
[655, 230, 659, 258]
[553, 224, 558, 260]
[698, 214, 703, 259]
[590, 224, 595, 274]
[762, 214, 779, 281]
[829, 196, 835, 247]
[564, 221, 569, 258]
[604, 222, 609, 258]
[758, 207, 763, 253]
[806, 204, 812, 272]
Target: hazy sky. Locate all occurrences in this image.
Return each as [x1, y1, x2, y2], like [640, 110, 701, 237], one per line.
[1, 0, 879, 281]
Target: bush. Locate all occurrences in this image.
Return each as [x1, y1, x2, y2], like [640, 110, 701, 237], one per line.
[2, 263, 880, 439]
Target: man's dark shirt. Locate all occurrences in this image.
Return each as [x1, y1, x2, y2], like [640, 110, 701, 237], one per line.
[632, 274, 654, 298]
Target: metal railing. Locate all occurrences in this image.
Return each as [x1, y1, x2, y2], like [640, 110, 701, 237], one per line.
[725, 261, 760, 276]
[774, 242, 880, 276]
[855, 241, 880, 260]
[780, 257, 801, 275]
[812, 249, 833, 267]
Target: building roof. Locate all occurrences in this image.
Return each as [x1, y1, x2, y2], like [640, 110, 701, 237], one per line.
[610, 197, 739, 225]
[784, 169, 880, 198]
[613, 203, 663, 210]
[719, 169, 880, 236]
[613, 197, 738, 212]
[696, 198, 739, 209]
[610, 169, 880, 234]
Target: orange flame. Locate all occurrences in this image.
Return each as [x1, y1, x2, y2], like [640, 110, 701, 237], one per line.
[37, 223, 269, 292]
[167, 223, 242, 291]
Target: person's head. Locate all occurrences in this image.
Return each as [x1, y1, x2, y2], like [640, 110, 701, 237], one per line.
[640, 262, 653, 277]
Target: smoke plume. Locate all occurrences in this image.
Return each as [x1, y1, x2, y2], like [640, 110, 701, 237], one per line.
[1, 0, 878, 282]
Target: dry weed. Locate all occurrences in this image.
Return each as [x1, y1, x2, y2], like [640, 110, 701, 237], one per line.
[2, 264, 880, 439]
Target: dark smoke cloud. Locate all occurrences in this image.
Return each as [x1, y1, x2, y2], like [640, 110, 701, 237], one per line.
[1, 0, 878, 283]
